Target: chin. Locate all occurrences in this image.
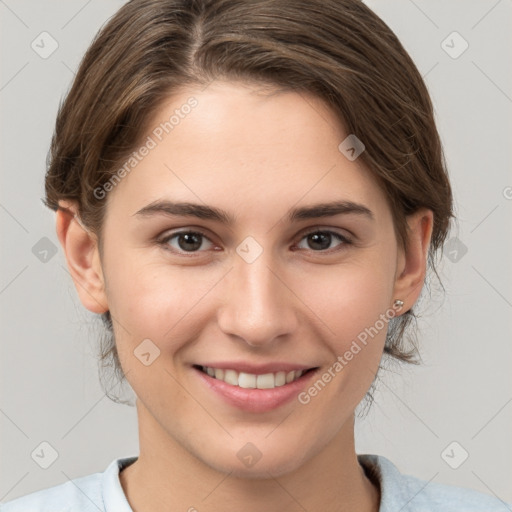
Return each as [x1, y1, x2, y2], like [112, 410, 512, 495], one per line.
[201, 443, 308, 480]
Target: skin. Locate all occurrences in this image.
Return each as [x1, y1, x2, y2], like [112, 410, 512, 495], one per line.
[56, 80, 433, 512]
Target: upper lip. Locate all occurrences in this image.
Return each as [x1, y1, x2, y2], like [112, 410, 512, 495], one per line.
[193, 362, 319, 375]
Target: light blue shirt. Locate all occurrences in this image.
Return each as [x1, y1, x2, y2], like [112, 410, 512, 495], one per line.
[1, 454, 509, 511]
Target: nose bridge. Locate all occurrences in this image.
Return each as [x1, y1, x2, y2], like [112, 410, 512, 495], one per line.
[217, 244, 296, 346]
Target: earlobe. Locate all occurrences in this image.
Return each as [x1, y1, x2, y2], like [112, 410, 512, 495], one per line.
[392, 208, 434, 312]
[55, 201, 109, 314]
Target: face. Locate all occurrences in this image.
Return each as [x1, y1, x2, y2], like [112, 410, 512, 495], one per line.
[95, 80, 405, 477]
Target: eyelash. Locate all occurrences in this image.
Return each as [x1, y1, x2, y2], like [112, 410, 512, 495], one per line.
[156, 228, 352, 256]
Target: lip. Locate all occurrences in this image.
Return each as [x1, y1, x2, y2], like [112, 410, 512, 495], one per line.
[194, 361, 315, 374]
[192, 365, 320, 413]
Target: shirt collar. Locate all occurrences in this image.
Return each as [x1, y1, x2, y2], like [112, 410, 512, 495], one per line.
[103, 453, 398, 512]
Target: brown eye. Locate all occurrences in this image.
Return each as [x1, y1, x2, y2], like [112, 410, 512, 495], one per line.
[159, 231, 214, 253]
[296, 230, 351, 252]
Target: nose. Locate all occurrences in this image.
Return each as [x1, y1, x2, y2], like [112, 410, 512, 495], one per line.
[217, 248, 298, 348]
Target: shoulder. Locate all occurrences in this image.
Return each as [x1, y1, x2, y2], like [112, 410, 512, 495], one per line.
[0, 456, 137, 512]
[358, 453, 511, 512]
[0, 473, 102, 512]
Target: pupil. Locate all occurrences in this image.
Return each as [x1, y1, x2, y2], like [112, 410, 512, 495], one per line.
[309, 233, 330, 250]
[179, 233, 202, 251]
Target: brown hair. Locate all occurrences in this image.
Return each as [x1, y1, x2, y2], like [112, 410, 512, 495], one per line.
[44, 0, 454, 404]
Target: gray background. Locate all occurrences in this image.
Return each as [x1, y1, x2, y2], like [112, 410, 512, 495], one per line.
[1, 0, 511, 504]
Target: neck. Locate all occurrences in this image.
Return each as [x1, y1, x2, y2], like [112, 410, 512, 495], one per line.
[120, 401, 380, 512]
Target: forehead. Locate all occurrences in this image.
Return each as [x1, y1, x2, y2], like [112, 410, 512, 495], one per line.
[105, 80, 389, 222]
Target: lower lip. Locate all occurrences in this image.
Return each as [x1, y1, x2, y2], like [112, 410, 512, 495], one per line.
[193, 366, 319, 413]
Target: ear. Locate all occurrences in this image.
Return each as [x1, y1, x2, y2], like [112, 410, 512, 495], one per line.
[392, 208, 434, 313]
[55, 201, 108, 314]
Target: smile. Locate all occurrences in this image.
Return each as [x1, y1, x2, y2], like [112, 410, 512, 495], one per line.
[196, 365, 315, 389]
[192, 362, 321, 412]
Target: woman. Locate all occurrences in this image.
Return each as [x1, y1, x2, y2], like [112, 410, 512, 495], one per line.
[2, 0, 508, 510]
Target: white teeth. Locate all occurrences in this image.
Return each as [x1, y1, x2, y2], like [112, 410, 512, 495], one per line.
[200, 366, 308, 389]
[238, 372, 256, 389]
[275, 371, 286, 386]
[223, 369, 239, 386]
[256, 373, 275, 389]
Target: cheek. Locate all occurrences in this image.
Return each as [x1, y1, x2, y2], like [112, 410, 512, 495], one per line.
[297, 254, 395, 342]
[104, 252, 220, 346]
[295, 268, 395, 411]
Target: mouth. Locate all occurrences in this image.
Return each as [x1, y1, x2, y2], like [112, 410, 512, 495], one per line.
[191, 363, 321, 412]
[192, 364, 319, 389]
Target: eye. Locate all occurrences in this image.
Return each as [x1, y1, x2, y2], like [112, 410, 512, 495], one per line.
[158, 230, 215, 254]
[295, 229, 351, 252]
[157, 228, 352, 256]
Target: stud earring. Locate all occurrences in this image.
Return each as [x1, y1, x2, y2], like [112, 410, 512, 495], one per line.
[393, 299, 404, 309]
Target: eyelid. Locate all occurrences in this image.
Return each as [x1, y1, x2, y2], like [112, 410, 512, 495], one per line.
[298, 225, 352, 241]
[294, 226, 353, 252]
[157, 226, 353, 255]
[157, 228, 216, 252]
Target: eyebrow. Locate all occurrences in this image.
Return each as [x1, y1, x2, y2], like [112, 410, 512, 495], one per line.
[133, 199, 374, 224]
